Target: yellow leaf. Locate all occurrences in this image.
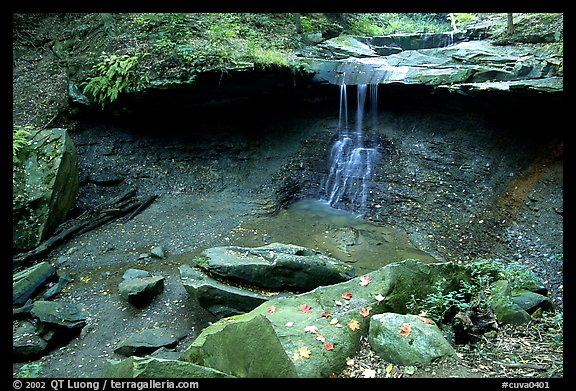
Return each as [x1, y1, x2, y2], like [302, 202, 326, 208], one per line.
[348, 319, 361, 331]
[299, 346, 312, 359]
[386, 363, 393, 374]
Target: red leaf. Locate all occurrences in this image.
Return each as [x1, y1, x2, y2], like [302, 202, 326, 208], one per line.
[342, 292, 352, 300]
[299, 304, 312, 313]
[359, 276, 372, 286]
[267, 305, 276, 314]
[324, 342, 334, 351]
[321, 311, 332, 318]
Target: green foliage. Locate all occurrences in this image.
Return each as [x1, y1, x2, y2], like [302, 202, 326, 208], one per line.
[300, 13, 342, 35]
[13, 126, 31, 165]
[348, 13, 452, 35]
[408, 278, 473, 324]
[468, 258, 543, 291]
[13, 362, 43, 378]
[348, 14, 385, 36]
[449, 13, 477, 29]
[408, 257, 547, 325]
[132, 13, 298, 71]
[83, 52, 145, 108]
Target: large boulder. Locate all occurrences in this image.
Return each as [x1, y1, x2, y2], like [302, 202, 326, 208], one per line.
[13, 128, 79, 251]
[193, 242, 355, 291]
[178, 259, 469, 378]
[368, 312, 457, 365]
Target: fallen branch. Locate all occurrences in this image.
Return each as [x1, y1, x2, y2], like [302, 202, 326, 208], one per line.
[496, 362, 548, 371]
[13, 190, 158, 269]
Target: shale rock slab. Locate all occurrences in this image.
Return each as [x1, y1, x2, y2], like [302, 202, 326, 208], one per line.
[194, 242, 355, 291]
[180, 264, 288, 318]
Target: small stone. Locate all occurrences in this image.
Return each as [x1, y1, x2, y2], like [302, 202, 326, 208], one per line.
[150, 246, 166, 259]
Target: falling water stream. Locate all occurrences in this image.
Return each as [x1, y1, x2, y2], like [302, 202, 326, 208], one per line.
[323, 83, 380, 216]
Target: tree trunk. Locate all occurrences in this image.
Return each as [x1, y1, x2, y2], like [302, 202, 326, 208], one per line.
[507, 13, 514, 35]
[295, 13, 303, 34]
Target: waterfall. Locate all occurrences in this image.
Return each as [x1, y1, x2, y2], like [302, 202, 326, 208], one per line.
[323, 83, 380, 216]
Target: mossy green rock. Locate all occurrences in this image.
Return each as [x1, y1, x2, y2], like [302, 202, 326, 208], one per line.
[13, 128, 79, 250]
[488, 280, 532, 325]
[368, 313, 457, 365]
[179, 259, 469, 378]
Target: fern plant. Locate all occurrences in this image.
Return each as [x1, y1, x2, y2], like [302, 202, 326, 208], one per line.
[83, 53, 145, 108]
[13, 126, 31, 165]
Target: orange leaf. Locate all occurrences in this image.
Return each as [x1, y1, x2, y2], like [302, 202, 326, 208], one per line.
[267, 305, 276, 314]
[420, 316, 431, 325]
[359, 307, 371, 318]
[324, 342, 334, 351]
[399, 323, 412, 337]
[348, 319, 361, 331]
[342, 292, 352, 300]
[359, 276, 372, 286]
[299, 304, 312, 313]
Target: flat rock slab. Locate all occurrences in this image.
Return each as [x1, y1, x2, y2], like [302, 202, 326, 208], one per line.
[31, 300, 87, 329]
[114, 328, 186, 357]
[194, 242, 355, 291]
[180, 264, 287, 319]
[104, 356, 234, 378]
